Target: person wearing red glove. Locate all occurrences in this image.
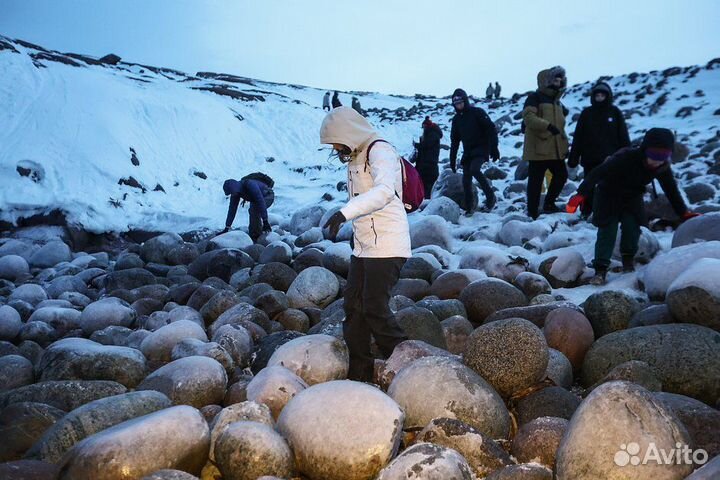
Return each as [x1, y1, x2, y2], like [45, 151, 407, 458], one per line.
[570, 127, 697, 285]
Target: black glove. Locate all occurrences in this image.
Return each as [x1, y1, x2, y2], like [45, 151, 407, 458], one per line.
[547, 124, 561, 136]
[262, 221, 271, 233]
[491, 147, 500, 162]
[222, 226, 230, 234]
[323, 211, 346, 240]
[567, 156, 579, 169]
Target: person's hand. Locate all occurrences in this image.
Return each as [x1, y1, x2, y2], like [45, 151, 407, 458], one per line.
[682, 211, 700, 222]
[222, 226, 230, 234]
[566, 194, 586, 213]
[323, 211, 346, 240]
[491, 147, 500, 162]
[547, 124, 561, 136]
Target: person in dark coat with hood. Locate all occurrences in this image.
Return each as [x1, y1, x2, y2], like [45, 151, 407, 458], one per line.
[567, 128, 699, 284]
[222, 177, 275, 242]
[332, 91, 342, 108]
[450, 88, 500, 214]
[413, 116, 443, 198]
[568, 82, 631, 216]
[351, 96, 363, 116]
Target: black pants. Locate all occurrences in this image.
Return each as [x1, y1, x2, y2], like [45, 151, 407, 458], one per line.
[463, 156, 495, 210]
[417, 166, 438, 200]
[323, 106, 330, 111]
[343, 256, 408, 382]
[581, 163, 597, 217]
[527, 159, 568, 218]
[248, 190, 275, 242]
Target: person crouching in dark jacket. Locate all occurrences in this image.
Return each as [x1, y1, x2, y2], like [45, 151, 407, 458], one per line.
[566, 128, 699, 284]
[223, 178, 275, 242]
[568, 82, 631, 217]
[413, 116, 443, 198]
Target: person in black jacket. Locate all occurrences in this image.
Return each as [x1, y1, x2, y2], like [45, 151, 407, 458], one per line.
[332, 91, 342, 108]
[450, 88, 500, 214]
[568, 82, 631, 217]
[223, 177, 275, 243]
[567, 128, 698, 284]
[413, 116, 443, 198]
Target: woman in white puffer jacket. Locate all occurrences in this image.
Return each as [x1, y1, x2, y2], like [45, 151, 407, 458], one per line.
[320, 106, 410, 382]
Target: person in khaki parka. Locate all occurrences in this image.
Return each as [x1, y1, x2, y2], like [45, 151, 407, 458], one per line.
[522, 65, 570, 219]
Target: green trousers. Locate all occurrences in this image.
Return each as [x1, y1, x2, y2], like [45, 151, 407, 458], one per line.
[593, 213, 640, 269]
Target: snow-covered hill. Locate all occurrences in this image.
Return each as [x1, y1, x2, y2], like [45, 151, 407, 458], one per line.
[1, 35, 719, 239]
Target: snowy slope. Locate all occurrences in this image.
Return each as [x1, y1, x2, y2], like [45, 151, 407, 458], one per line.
[1, 36, 719, 242]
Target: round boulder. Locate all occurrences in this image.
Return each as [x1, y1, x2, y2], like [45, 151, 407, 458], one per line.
[0, 354, 34, 393]
[140, 320, 208, 366]
[375, 442, 474, 480]
[459, 278, 527, 325]
[511, 416, 569, 469]
[286, 266, 339, 309]
[277, 380, 404, 480]
[0, 305, 23, 341]
[80, 298, 136, 336]
[543, 307, 595, 371]
[464, 318, 549, 398]
[666, 258, 720, 330]
[246, 365, 308, 419]
[214, 421, 294, 480]
[266, 334, 349, 385]
[388, 356, 511, 439]
[0, 254, 29, 281]
[394, 307, 447, 349]
[441, 315, 474, 355]
[137, 356, 227, 408]
[516, 386, 581, 425]
[546, 348, 573, 389]
[583, 290, 642, 338]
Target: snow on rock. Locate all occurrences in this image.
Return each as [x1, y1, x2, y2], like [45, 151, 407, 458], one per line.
[640, 241, 720, 300]
[457, 245, 527, 283]
[534, 247, 586, 288]
[672, 212, 720, 247]
[409, 215, 452, 251]
[498, 219, 552, 247]
[422, 196, 461, 224]
[666, 257, 720, 330]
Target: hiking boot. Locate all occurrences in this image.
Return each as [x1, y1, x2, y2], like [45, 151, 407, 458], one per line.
[622, 255, 635, 273]
[464, 207, 475, 217]
[543, 203, 561, 214]
[479, 203, 495, 213]
[588, 267, 607, 286]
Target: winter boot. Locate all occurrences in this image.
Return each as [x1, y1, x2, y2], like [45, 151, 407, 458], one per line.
[479, 199, 496, 213]
[622, 255, 635, 273]
[543, 203, 561, 214]
[588, 266, 607, 286]
[464, 206, 475, 217]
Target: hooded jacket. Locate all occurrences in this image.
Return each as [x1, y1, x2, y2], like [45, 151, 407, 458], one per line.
[522, 66, 570, 161]
[449, 88, 499, 170]
[568, 82, 631, 168]
[223, 178, 272, 228]
[415, 122, 443, 173]
[320, 107, 411, 258]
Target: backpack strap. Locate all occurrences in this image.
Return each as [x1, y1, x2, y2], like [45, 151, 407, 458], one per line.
[365, 139, 402, 200]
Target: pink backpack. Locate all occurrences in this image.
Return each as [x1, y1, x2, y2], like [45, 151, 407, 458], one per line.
[366, 140, 425, 213]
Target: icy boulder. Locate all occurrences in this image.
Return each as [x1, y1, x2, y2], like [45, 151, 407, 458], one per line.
[289, 205, 326, 236]
[266, 334, 348, 385]
[433, 170, 477, 210]
[666, 258, 720, 330]
[286, 266, 339, 309]
[208, 230, 253, 250]
[613, 227, 660, 263]
[376, 443, 475, 480]
[422, 196, 461, 223]
[498, 220, 552, 247]
[458, 245, 527, 283]
[672, 212, 720, 247]
[640, 241, 720, 300]
[535, 247, 586, 288]
[410, 215, 452, 251]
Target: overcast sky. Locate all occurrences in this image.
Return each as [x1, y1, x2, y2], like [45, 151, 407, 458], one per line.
[1, 0, 718, 96]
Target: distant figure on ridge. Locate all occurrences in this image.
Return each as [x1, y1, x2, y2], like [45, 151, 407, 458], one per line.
[450, 88, 500, 215]
[568, 81, 631, 218]
[494, 81, 502, 99]
[351, 96, 363, 116]
[522, 65, 569, 219]
[486, 82, 494, 100]
[413, 116, 443, 198]
[567, 128, 699, 285]
[332, 91, 342, 108]
[323, 91, 331, 111]
[222, 173, 275, 243]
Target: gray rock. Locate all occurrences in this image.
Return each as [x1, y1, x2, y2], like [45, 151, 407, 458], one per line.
[321, 243, 352, 277]
[275, 308, 310, 332]
[9, 284, 48, 306]
[555, 381, 693, 480]
[105, 267, 156, 292]
[254, 262, 297, 292]
[395, 307, 446, 349]
[167, 243, 200, 266]
[464, 318, 548, 398]
[28, 307, 81, 336]
[513, 271, 552, 299]
[140, 320, 208, 366]
[389, 356, 511, 439]
[187, 248, 254, 282]
[211, 324, 254, 368]
[410, 215, 452, 251]
[684, 182, 716, 203]
[294, 227, 324, 247]
[685, 455, 720, 480]
[666, 258, 720, 330]
[423, 196, 462, 223]
[653, 391, 720, 458]
[400, 254, 442, 282]
[137, 356, 227, 408]
[628, 304, 675, 328]
[391, 278, 430, 301]
[171, 339, 234, 373]
[441, 315, 474, 355]
[80, 297, 137, 336]
[0, 355, 34, 393]
[430, 270, 485, 300]
[277, 380, 404, 480]
[375, 442, 475, 480]
[209, 302, 270, 337]
[487, 464, 553, 480]
[546, 348, 573, 389]
[0, 255, 30, 281]
[289, 205, 326, 235]
[18, 322, 57, 348]
[215, 421, 294, 480]
[460, 278, 527, 325]
[38, 338, 147, 388]
[26, 391, 171, 463]
[581, 324, 720, 403]
[259, 241, 292, 265]
[640, 241, 720, 300]
[672, 212, 720, 247]
[292, 247, 324, 273]
[114, 253, 145, 271]
[246, 365, 308, 420]
[511, 416, 569, 469]
[0, 380, 127, 411]
[0, 401, 64, 462]
[583, 290, 642, 338]
[255, 290, 289, 318]
[376, 340, 458, 390]
[140, 233, 184, 264]
[0, 305, 23, 341]
[57, 405, 209, 480]
[588, 360, 662, 393]
[516, 386, 581, 425]
[267, 334, 348, 385]
[434, 170, 478, 210]
[286, 266, 339, 309]
[199, 290, 241, 325]
[140, 470, 199, 480]
[29, 241, 71, 268]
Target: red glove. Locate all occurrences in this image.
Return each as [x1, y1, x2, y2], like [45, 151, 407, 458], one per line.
[682, 211, 700, 221]
[566, 194, 586, 214]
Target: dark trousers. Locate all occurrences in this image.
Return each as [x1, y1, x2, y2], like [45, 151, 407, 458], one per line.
[248, 190, 275, 242]
[527, 159, 568, 218]
[581, 163, 597, 217]
[593, 213, 640, 269]
[418, 168, 438, 200]
[463, 157, 495, 210]
[343, 256, 408, 382]
[323, 105, 330, 111]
